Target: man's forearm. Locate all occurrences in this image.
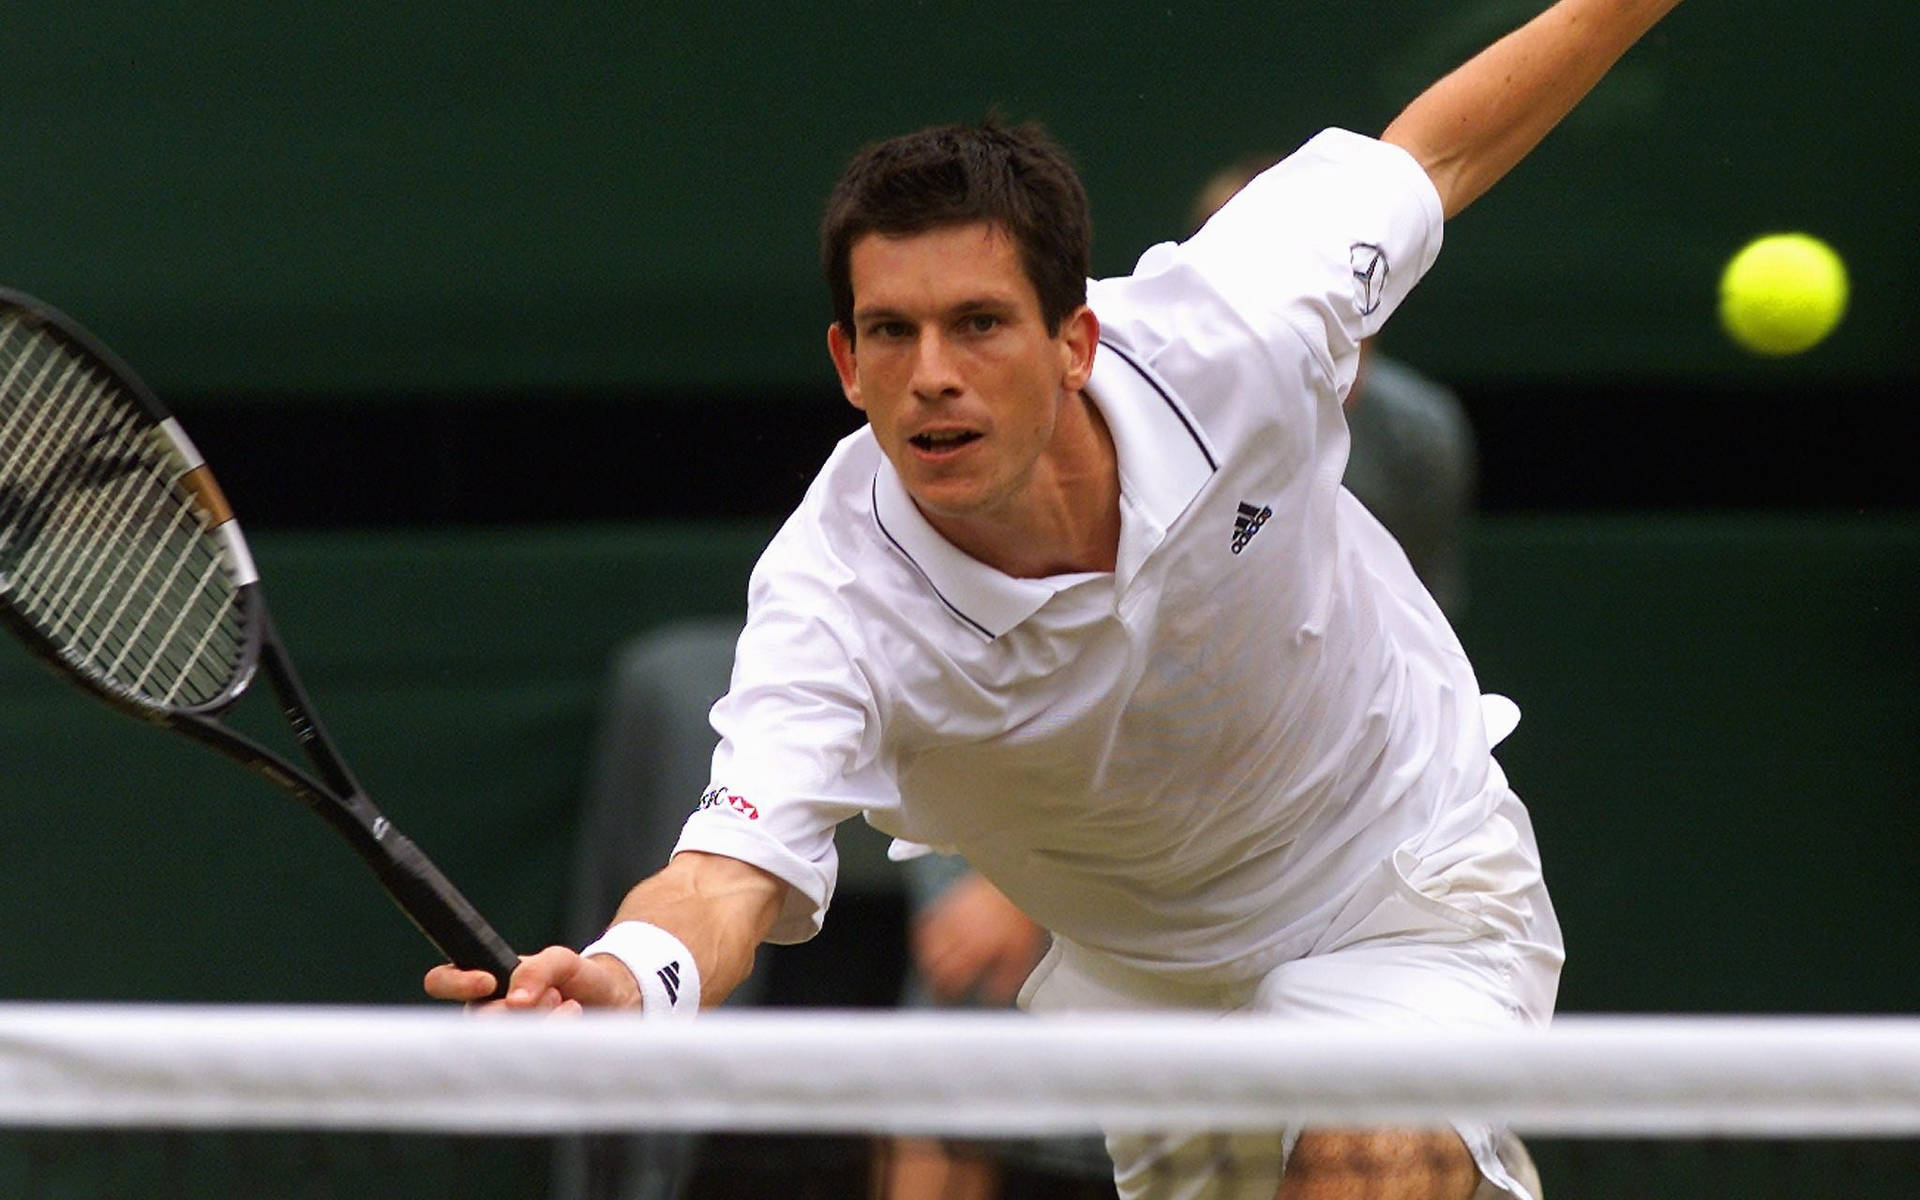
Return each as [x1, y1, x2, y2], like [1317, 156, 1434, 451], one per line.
[609, 850, 786, 1006]
[1382, 0, 1681, 219]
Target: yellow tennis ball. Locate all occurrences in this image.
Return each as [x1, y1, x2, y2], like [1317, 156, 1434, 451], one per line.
[1718, 233, 1849, 356]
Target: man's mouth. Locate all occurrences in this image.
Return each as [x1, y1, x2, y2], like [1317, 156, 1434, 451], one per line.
[908, 430, 982, 452]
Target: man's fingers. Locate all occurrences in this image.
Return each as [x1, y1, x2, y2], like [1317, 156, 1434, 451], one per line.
[429, 943, 641, 1012]
[424, 963, 500, 1002]
[426, 949, 632, 1017]
[501, 946, 575, 1004]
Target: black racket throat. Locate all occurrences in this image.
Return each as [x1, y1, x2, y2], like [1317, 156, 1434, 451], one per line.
[171, 582, 520, 995]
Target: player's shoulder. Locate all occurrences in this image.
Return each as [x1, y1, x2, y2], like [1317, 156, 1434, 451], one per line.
[806, 425, 884, 513]
[739, 429, 964, 691]
[757, 426, 879, 562]
[747, 427, 909, 619]
[1088, 266, 1328, 443]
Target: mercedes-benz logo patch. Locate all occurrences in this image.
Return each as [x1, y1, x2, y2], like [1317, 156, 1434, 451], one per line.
[1350, 242, 1388, 315]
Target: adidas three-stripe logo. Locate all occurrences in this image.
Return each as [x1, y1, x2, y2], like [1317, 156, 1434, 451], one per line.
[656, 960, 682, 1006]
[1231, 501, 1272, 554]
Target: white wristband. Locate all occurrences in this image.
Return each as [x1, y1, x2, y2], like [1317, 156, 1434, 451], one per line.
[579, 921, 702, 1020]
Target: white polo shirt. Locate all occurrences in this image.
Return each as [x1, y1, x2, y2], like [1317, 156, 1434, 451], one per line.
[675, 129, 1505, 985]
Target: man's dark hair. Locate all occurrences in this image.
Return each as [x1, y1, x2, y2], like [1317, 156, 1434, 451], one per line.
[821, 121, 1091, 339]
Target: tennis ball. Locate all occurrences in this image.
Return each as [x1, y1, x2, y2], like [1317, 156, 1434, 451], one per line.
[1718, 233, 1849, 356]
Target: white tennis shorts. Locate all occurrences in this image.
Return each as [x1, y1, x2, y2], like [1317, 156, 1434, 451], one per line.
[1019, 767, 1564, 1200]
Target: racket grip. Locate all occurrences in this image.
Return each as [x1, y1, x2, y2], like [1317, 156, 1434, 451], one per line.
[368, 824, 520, 1000]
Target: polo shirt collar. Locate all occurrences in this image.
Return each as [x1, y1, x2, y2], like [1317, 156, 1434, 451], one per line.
[870, 463, 1059, 639]
[869, 338, 1217, 640]
[1090, 338, 1218, 534]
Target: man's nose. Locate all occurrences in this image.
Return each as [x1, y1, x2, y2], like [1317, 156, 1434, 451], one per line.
[910, 329, 962, 399]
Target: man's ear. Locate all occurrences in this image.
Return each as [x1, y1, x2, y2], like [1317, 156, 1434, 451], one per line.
[826, 322, 864, 411]
[1058, 305, 1100, 393]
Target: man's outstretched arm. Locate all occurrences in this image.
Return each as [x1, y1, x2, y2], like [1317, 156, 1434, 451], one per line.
[1382, 0, 1682, 219]
[425, 851, 785, 1013]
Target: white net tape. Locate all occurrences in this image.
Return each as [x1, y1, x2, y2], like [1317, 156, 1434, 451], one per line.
[1, 1007, 1916, 1138]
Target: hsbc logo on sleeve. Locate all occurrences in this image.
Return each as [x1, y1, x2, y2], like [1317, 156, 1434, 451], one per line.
[698, 786, 760, 820]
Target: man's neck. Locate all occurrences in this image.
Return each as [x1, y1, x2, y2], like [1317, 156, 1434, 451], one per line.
[920, 394, 1120, 579]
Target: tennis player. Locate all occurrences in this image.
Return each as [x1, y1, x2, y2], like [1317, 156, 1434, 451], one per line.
[431, 2, 1681, 1196]
[880, 169, 1487, 1200]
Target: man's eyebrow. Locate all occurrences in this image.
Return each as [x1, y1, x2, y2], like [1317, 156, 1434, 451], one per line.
[854, 295, 1018, 323]
[950, 295, 1017, 312]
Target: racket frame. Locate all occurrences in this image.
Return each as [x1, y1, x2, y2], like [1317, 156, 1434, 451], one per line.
[0, 288, 517, 993]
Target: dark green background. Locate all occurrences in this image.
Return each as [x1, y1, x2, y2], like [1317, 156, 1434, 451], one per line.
[3, 517, 1912, 1012]
[1, 1, 1913, 399]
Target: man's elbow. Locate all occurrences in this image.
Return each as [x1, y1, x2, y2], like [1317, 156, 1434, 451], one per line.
[1380, 126, 1472, 220]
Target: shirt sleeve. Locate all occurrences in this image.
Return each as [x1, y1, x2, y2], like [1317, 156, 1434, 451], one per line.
[1121, 128, 1444, 402]
[670, 522, 892, 944]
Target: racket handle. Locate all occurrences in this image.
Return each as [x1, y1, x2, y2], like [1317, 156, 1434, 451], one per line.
[367, 822, 520, 1000]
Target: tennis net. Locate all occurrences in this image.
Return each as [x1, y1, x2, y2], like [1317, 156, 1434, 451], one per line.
[2, 1006, 1916, 1197]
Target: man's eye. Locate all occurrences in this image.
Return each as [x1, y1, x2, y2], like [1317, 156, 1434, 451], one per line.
[868, 321, 911, 339]
[965, 314, 1001, 333]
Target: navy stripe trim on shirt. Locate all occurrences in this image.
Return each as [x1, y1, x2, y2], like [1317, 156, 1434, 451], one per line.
[870, 473, 996, 641]
[1098, 338, 1219, 471]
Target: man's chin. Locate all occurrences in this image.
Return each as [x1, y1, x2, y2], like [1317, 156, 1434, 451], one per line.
[903, 477, 996, 523]
[908, 488, 982, 520]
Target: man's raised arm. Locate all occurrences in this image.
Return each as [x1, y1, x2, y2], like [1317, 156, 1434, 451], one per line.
[1382, 0, 1681, 219]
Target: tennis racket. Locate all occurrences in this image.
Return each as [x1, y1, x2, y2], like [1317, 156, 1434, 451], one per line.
[0, 287, 517, 996]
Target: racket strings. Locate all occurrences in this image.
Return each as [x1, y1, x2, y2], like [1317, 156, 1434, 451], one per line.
[0, 315, 246, 708]
[0, 350, 129, 575]
[0, 323, 99, 538]
[8, 373, 147, 592]
[8, 396, 242, 706]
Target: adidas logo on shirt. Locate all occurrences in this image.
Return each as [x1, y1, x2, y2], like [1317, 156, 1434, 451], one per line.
[1231, 502, 1272, 554]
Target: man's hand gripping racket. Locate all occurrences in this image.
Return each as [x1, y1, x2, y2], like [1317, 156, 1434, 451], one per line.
[0, 288, 518, 996]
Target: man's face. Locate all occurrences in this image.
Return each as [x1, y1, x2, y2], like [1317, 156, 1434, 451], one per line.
[827, 222, 1095, 525]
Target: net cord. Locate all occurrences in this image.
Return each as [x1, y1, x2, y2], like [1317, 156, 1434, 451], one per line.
[0, 1007, 1915, 1138]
